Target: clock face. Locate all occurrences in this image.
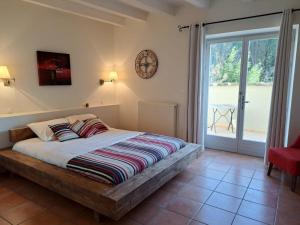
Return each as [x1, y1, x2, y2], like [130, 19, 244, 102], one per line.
[135, 50, 158, 79]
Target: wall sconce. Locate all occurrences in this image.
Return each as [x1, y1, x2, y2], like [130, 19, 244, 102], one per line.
[99, 71, 118, 86]
[0, 66, 15, 87]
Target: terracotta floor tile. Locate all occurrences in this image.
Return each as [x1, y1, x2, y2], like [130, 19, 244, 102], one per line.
[238, 200, 276, 225]
[189, 176, 220, 190]
[194, 205, 235, 225]
[161, 180, 185, 194]
[206, 192, 242, 213]
[0, 176, 29, 191]
[0, 192, 28, 213]
[69, 208, 111, 225]
[207, 163, 231, 172]
[1, 201, 45, 225]
[189, 221, 206, 225]
[49, 199, 88, 221]
[174, 171, 195, 183]
[0, 186, 14, 199]
[166, 196, 202, 218]
[186, 166, 206, 176]
[249, 179, 280, 194]
[215, 182, 247, 198]
[244, 189, 278, 208]
[146, 190, 175, 208]
[253, 169, 281, 181]
[232, 215, 266, 225]
[19, 211, 64, 225]
[198, 169, 226, 180]
[277, 194, 300, 209]
[228, 168, 255, 178]
[146, 209, 189, 225]
[108, 218, 142, 225]
[222, 174, 252, 187]
[275, 212, 300, 225]
[128, 202, 160, 224]
[177, 185, 212, 203]
[0, 217, 10, 225]
[59, 222, 77, 225]
[188, 161, 208, 171]
[276, 201, 300, 221]
[15, 184, 62, 209]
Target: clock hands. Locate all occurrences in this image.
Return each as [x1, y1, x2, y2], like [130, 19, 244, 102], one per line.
[140, 57, 157, 73]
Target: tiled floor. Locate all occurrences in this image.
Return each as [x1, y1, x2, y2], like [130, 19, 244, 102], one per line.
[0, 149, 300, 225]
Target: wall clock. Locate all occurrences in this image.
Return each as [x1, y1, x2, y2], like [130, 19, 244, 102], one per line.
[135, 50, 158, 79]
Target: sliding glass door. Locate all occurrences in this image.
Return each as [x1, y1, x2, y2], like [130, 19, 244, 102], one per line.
[204, 32, 279, 157]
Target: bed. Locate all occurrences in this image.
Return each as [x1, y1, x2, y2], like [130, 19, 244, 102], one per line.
[0, 126, 202, 221]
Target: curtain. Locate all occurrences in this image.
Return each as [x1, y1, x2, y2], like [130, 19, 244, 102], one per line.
[186, 24, 205, 148]
[265, 9, 293, 164]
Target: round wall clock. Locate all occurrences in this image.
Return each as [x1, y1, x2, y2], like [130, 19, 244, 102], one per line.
[135, 50, 158, 79]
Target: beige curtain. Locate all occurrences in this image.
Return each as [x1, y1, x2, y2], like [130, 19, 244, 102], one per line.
[186, 24, 205, 148]
[265, 9, 293, 163]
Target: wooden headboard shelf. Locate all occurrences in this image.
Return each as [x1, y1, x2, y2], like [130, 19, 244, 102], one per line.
[9, 127, 36, 143]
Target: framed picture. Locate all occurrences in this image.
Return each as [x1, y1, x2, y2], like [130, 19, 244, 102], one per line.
[37, 51, 71, 86]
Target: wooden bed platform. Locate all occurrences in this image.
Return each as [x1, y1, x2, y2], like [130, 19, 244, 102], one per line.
[0, 127, 202, 221]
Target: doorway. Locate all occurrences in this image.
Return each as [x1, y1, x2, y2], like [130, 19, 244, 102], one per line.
[204, 31, 279, 157]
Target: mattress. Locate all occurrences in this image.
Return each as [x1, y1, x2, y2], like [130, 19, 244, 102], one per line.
[13, 128, 142, 168]
[13, 128, 187, 185]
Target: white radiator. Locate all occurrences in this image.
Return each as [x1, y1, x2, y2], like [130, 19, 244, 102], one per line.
[138, 101, 178, 137]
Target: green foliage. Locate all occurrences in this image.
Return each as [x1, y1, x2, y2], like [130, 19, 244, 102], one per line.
[209, 38, 278, 85]
[248, 64, 262, 84]
[210, 43, 241, 84]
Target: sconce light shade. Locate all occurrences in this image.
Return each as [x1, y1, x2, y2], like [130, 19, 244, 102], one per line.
[0, 66, 10, 79]
[109, 71, 118, 81]
[0, 66, 15, 87]
[99, 71, 118, 86]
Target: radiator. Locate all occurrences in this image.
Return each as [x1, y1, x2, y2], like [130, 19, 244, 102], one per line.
[138, 101, 178, 137]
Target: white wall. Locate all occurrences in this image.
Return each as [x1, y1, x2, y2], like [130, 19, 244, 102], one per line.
[114, 0, 300, 143]
[0, 0, 117, 114]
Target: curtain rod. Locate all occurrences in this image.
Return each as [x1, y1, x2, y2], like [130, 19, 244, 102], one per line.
[178, 8, 300, 32]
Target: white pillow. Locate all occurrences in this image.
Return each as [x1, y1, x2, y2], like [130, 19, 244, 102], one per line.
[65, 114, 97, 124]
[28, 118, 68, 141]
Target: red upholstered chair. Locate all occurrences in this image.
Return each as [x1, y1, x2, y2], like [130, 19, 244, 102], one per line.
[268, 136, 300, 192]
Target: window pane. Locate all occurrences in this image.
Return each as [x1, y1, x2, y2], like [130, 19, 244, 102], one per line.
[207, 41, 242, 138]
[243, 37, 278, 142]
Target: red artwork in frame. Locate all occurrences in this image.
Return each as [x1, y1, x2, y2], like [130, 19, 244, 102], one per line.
[37, 51, 72, 86]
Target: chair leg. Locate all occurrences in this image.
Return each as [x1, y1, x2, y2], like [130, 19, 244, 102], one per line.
[291, 176, 297, 192]
[267, 163, 273, 176]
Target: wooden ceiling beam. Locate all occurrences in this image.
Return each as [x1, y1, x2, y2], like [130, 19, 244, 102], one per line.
[22, 0, 126, 26]
[184, 0, 210, 8]
[120, 0, 178, 16]
[70, 0, 148, 22]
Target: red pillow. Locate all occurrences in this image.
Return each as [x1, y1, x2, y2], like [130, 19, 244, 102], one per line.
[73, 118, 108, 138]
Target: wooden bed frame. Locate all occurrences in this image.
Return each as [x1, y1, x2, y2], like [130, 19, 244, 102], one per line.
[0, 127, 202, 221]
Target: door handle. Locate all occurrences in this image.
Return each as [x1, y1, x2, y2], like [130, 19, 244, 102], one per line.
[241, 95, 250, 109]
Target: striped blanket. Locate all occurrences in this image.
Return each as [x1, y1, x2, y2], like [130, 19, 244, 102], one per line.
[66, 133, 186, 185]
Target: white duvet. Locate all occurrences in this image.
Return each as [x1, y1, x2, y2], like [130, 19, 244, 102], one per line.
[13, 128, 142, 168]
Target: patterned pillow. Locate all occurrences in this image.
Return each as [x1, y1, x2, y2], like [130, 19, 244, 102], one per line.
[69, 120, 85, 133]
[75, 118, 108, 138]
[48, 123, 79, 142]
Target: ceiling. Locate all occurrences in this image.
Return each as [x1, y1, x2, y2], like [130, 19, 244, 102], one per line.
[20, 0, 247, 26]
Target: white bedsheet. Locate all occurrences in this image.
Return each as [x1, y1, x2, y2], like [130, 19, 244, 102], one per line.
[13, 129, 142, 168]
